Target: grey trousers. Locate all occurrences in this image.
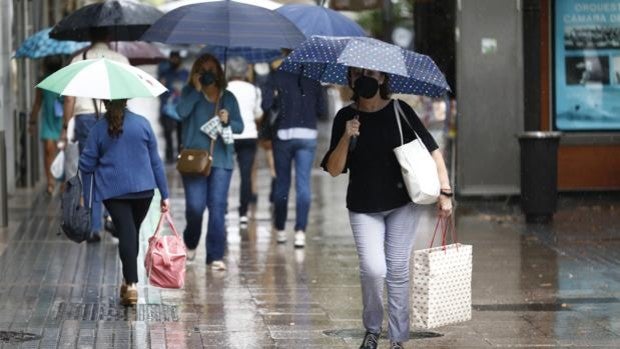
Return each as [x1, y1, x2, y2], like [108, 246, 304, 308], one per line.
[349, 203, 421, 342]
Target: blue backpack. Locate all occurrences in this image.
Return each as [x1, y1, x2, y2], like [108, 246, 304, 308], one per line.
[60, 174, 92, 243]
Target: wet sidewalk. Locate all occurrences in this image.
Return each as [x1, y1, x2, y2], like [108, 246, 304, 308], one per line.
[1, 144, 620, 348]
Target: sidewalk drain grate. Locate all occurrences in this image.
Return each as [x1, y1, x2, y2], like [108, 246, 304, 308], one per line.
[51, 303, 179, 322]
[323, 329, 442, 340]
[0, 331, 42, 343]
[474, 303, 570, 312]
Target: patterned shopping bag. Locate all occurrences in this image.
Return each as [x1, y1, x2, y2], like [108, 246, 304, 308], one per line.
[411, 218, 472, 329]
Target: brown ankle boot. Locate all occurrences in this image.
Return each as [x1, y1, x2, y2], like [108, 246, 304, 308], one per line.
[121, 284, 137, 306]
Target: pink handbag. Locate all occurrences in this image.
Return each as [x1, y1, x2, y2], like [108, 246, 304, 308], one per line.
[145, 212, 186, 289]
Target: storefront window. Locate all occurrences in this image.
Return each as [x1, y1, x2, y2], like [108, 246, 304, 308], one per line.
[553, 0, 620, 131]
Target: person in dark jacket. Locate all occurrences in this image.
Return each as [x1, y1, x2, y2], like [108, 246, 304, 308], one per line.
[79, 99, 169, 306]
[266, 65, 326, 248]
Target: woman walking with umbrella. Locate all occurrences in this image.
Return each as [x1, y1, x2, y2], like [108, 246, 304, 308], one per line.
[176, 53, 243, 270]
[28, 55, 65, 195]
[283, 36, 453, 349]
[322, 67, 453, 349]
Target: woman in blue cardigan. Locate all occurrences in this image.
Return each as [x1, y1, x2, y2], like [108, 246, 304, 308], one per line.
[79, 99, 169, 306]
[176, 53, 243, 271]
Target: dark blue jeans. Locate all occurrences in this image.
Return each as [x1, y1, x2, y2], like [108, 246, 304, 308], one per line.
[75, 113, 103, 233]
[234, 139, 257, 217]
[273, 138, 317, 232]
[182, 167, 233, 263]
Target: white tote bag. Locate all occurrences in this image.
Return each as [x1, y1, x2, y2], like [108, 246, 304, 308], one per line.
[392, 101, 440, 204]
[411, 218, 472, 329]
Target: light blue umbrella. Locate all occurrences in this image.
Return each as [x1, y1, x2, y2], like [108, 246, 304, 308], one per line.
[276, 4, 367, 38]
[199, 46, 282, 64]
[281, 36, 450, 97]
[14, 28, 89, 59]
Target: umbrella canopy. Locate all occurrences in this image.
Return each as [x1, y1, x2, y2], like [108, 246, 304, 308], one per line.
[200, 46, 282, 64]
[37, 58, 167, 100]
[50, 0, 163, 41]
[14, 28, 89, 59]
[281, 36, 450, 97]
[276, 4, 367, 38]
[116, 41, 166, 65]
[158, 0, 282, 12]
[141, 1, 306, 50]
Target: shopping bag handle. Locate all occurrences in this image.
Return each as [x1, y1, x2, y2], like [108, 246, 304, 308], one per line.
[154, 211, 181, 239]
[429, 216, 459, 250]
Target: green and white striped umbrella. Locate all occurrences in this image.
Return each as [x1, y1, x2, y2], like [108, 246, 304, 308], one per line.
[37, 58, 167, 100]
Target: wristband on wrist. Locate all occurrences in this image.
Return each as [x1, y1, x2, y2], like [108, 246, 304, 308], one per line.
[440, 190, 453, 197]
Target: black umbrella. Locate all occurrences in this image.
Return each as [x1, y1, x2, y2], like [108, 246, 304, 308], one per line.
[50, 0, 163, 41]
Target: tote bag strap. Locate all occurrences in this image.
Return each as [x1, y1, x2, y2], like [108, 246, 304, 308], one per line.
[393, 99, 429, 152]
[154, 212, 182, 239]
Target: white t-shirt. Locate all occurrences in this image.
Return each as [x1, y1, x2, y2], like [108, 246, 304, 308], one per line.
[227, 80, 262, 140]
[70, 42, 130, 116]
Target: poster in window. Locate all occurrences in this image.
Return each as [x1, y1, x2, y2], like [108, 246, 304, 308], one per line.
[554, 0, 620, 131]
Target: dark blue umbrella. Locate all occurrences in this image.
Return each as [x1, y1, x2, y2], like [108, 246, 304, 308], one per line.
[141, 1, 306, 50]
[281, 36, 450, 97]
[14, 28, 89, 59]
[276, 4, 367, 37]
[200, 46, 282, 64]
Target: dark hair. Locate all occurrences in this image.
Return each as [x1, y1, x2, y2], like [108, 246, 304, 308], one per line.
[89, 27, 110, 42]
[189, 53, 227, 91]
[347, 68, 391, 101]
[43, 55, 63, 76]
[103, 99, 127, 138]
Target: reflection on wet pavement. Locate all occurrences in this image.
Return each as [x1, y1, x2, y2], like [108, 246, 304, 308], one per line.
[0, 129, 619, 347]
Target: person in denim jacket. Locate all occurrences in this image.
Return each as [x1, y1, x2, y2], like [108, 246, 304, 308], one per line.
[176, 53, 243, 271]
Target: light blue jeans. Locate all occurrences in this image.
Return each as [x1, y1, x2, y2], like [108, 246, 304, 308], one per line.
[349, 203, 421, 342]
[273, 138, 317, 232]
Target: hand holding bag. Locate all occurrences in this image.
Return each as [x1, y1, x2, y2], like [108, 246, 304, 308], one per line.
[411, 217, 472, 329]
[176, 93, 220, 176]
[145, 212, 186, 289]
[392, 100, 440, 204]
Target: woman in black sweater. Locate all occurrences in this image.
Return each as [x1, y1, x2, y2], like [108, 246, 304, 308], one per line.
[322, 68, 452, 349]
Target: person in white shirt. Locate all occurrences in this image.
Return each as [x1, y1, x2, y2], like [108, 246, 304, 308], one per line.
[226, 57, 263, 227]
[59, 27, 130, 242]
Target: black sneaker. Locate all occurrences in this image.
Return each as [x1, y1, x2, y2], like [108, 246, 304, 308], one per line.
[359, 331, 380, 349]
[390, 341, 404, 349]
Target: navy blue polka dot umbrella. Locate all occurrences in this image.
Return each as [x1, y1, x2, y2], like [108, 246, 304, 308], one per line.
[281, 36, 450, 97]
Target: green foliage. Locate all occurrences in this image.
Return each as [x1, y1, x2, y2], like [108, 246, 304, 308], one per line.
[356, 0, 414, 38]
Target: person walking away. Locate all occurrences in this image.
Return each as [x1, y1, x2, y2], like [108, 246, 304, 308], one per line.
[322, 67, 453, 349]
[79, 99, 170, 306]
[254, 62, 278, 208]
[59, 27, 130, 242]
[28, 55, 64, 195]
[226, 56, 263, 228]
[268, 55, 326, 248]
[176, 53, 243, 271]
[157, 51, 189, 163]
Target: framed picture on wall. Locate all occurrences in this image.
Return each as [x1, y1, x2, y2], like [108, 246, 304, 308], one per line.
[553, 0, 620, 131]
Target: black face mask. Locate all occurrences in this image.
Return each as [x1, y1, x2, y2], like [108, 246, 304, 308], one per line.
[353, 75, 380, 99]
[200, 71, 216, 86]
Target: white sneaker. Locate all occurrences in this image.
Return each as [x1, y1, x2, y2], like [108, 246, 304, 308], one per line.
[294, 231, 305, 248]
[186, 249, 196, 261]
[239, 216, 248, 228]
[210, 260, 226, 271]
[276, 230, 287, 243]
